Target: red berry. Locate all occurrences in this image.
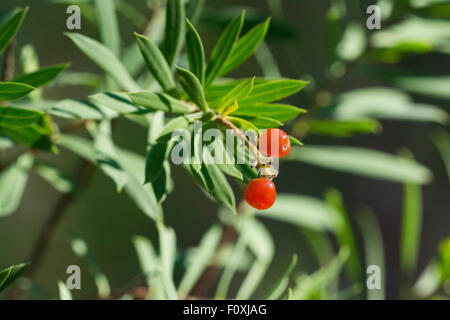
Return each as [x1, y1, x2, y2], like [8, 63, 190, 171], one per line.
[244, 178, 276, 210]
[258, 128, 291, 158]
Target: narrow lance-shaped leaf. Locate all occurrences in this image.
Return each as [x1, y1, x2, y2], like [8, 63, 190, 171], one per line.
[178, 224, 223, 296]
[0, 82, 35, 101]
[220, 18, 271, 76]
[0, 106, 43, 128]
[202, 149, 236, 212]
[176, 66, 209, 112]
[231, 102, 306, 122]
[356, 209, 385, 300]
[12, 63, 69, 88]
[70, 236, 111, 299]
[288, 145, 432, 184]
[0, 7, 28, 55]
[205, 11, 245, 87]
[65, 33, 139, 91]
[135, 33, 176, 93]
[238, 79, 309, 106]
[133, 236, 165, 299]
[0, 154, 33, 217]
[400, 182, 422, 282]
[164, 0, 186, 67]
[186, 18, 205, 84]
[214, 77, 254, 110]
[2, 117, 56, 152]
[34, 162, 76, 194]
[325, 189, 362, 282]
[66, 33, 139, 91]
[0, 263, 28, 293]
[58, 281, 73, 300]
[145, 141, 170, 183]
[94, 0, 120, 55]
[235, 219, 274, 299]
[264, 254, 298, 300]
[258, 194, 339, 231]
[128, 91, 194, 114]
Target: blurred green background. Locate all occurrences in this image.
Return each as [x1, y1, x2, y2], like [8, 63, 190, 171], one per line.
[0, 0, 448, 299]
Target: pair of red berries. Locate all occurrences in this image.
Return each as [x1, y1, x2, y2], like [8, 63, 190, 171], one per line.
[244, 129, 291, 210]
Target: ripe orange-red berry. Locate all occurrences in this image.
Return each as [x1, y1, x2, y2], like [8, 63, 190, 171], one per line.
[258, 128, 291, 158]
[244, 178, 276, 210]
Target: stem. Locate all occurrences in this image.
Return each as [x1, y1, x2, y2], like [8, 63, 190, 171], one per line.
[214, 114, 270, 168]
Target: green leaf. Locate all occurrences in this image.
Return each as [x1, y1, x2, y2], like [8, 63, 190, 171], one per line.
[213, 77, 254, 109]
[226, 116, 259, 133]
[12, 63, 68, 88]
[235, 219, 274, 299]
[231, 102, 306, 122]
[238, 79, 309, 106]
[371, 16, 450, 55]
[65, 33, 139, 91]
[433, 129, 450, 182]
[288, 146, 433, 184]
[0, 267, 12, 289]
[0, 263, 28, 293]
[205, 11, 245, 87]
[336, 22, 366, 61]
[356, 209, 386, 300]
[0, 82, 35, 101]
[51, 99, 118, 120]
[307, 119, 381, 137]
[400, 182, 422, 282]
[0, 106, 43, 128]
[186, 18, 205, 84]
[250, 117, 283, 129]
[163, 0, 186, 67]
[128, 91, 194, 114]
[176, 66, 209, 111]
[178, 224, 223, 296]
[325, 189, 362, 282]
[291, 247, 349, 299]
[135, 33, 176, 92]
[94, 0, 120, 55]
[145, 142, 170, 183]
[220, 18, 270, 76]
[264, 254, 297, 300]
[58, 281, 73, 300]
[202, 149, 236, 212]
[93, 121, 128, 192]
[393, 75, 450, 100]
[333, 87, 448, 124]
[57, 134, 97, 163]
[90, 92, 143, 115]
[0, 7, 28, 55]
[0, 154, 33, 217]
[258, 194, 339, 231]
[158, 225, 177, 274]
[34, 162, 76, 193]
[215, 218, 250, 298]
[2, 117, 55, 152]
[289, 135, 303, 146]
[152, 161, 174, 203]
[133, 236, 165, 299]
[156, 115, 191, 142]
